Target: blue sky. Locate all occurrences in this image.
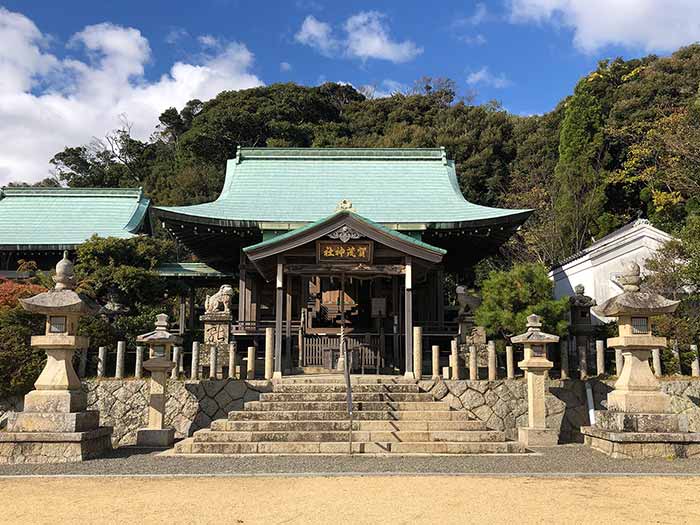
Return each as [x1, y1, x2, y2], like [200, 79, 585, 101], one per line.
[2, 0, 700, 184]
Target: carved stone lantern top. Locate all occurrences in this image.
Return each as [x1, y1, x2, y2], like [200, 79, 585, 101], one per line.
[593, 262, 679, 318]
[511, 314, 560, 345]
[19, 251, 99, 318]
[136, 313, 182, 346]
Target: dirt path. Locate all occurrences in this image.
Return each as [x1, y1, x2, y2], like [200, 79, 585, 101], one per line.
[1, 475, 699, 524]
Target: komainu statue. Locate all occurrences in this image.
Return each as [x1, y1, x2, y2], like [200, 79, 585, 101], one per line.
[205, 285, 234, 314]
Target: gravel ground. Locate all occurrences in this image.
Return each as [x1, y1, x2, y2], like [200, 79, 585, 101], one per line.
[1, 444, 700, 477]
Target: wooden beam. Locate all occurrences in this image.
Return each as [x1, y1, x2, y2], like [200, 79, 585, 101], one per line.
[285, 263, 405, 275]
[404, 256, 414, 379]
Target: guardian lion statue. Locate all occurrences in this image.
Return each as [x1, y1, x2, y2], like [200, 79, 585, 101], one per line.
[205, 284, 234, 314]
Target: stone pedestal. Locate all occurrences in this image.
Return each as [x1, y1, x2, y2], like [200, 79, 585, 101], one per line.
[200, 312, 232, 379]
[135, 357, 176, 448]
[0, 348, 112, 464]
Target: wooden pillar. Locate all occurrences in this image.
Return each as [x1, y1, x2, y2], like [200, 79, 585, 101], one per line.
[188, 285, 196, 332]
[404, 256, 414, 379]
[238, 250, 247, 328]
[285, 274, 293, 373]
[273, 257, 284, 379]
[178, 294, 186, 335]
[437, 267, 445, 329]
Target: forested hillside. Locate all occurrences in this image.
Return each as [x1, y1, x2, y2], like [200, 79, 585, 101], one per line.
[32, 44, 700, 269]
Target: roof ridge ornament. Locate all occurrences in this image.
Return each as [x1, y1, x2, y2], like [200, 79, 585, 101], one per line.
[328, 225, 362, 243]
[335, 199, 355, 212]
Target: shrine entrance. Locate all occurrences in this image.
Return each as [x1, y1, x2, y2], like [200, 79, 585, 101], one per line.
[236, 204, 446, 377]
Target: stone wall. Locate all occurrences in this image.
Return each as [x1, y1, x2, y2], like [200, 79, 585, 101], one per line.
[2, 378, 699, 447]
[0, 396, 23, 430]
[84, 379, 271, 447]
[419, 378, 700, 441]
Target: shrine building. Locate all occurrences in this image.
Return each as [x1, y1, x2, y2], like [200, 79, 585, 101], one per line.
[154, 147, 531, 376]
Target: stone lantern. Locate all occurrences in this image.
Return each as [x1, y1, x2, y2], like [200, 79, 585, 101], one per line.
[0, 252, 112, 464]
[581, 262, 700, 458]
[135, 313, 181, 447]
[512, 313, 560, 447]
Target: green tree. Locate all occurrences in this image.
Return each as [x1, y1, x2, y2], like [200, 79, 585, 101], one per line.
[474, 263, 569, 339]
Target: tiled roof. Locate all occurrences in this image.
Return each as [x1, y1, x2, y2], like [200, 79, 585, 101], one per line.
[156, 147, 531, 227]
[0, 187, 151, 249]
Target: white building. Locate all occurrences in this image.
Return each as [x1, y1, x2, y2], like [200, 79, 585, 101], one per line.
[549, 219, 674, 323]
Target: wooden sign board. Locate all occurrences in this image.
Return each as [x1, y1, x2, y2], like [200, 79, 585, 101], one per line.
[317, 240, 373, 263]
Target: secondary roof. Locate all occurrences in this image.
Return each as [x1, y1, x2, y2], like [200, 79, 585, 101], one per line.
[0, 187, 151, 250]
[156, 147, 531, 228]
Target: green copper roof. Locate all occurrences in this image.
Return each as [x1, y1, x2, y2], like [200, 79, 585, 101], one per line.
[156, 262, 234, 278]
[244, 209, 446, 256]
[156, 147, 531, 227]
[0, 187, 151, 249]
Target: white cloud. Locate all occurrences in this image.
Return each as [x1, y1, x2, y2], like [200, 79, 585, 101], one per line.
[164, 27, 188, 45]
[509, 0, 700, 53]
[280, 61, 292, 72]
[295, 11, 422, 63]
[344, 11, 422, 63]
[466, 67, 511, 88]
[294, 15, 339, 57]
[361, 79, 409, 98]
[466, 3, 488, 26]
[0, 8, 263, 185]
[459, 34, 487, 46]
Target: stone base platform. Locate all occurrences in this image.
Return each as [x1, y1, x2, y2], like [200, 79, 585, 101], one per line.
[0, 427, 112, 464]
[136, 428, 175, 448]
[581, 426, 700, 459]
[518, 427, 559, 447]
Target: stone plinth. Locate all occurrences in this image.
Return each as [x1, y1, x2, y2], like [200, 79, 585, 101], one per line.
[581, 426, 700, 459]
[0, 427, 113, 464]
[518, 427, 559, 447]
[135, 428, 175, 448]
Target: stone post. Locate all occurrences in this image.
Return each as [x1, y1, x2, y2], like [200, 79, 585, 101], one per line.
[506, 345, 514, 379]
[115, 341, 125, 379]
[136, 357, 175, 447]
[97, 346, 107, 377]
[560, 341, 569, 380]
[178, 349, 184, 375]
[135, 346, 144, 379]
[265, 327, 274, 380]
[469, 345, 478, 381]
[578, 337, 588, 379]
[78, 348, 88, 378]
[442, 366, 451, 379]
[209, 345, 217, 379]
[513, 314, 560, 447]
[652, 348, 662, 377]
[191, 341, 200, 380]
[247, 345, 256, 380]
[487, 340, 497, 381]
[615, 348, 624, 376]
[691, 344, 700, 378]
[171, 346, 181, 379]
[228, 342, 237, 379]
[450, 339, 460, 380]
[671, 340, 681, 374]
[413, 326, 423, 379]
[431, 345, 440, 379]
[596, 340, 605, 376]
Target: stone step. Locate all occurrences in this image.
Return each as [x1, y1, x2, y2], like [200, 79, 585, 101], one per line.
[228, 410, 471, 421]
[272, 384, 421, 393]
[279, 376, 417, 385]
[177, 440, 526, 455]
[259, 392, 434, 402]
[244, 401, 449, 412]
[191, 429, 507, 443]
[210, 419, 488, 432]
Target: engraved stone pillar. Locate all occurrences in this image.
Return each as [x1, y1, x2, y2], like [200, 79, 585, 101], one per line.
[450, 339, 460, 380]
[265, 327, 274, 380]
[560, 341, 569, 380]
[413, 326, 422, 379]
[506, 345, 514, 379]
[596, 340, 605, 376]
[431, 345, 439, 379]
[97, 346, 107, 377]
[487, 340, 497, 381]
[228, 342, 237, 379]
[136, 357, 175, 447]
[652, 348, 662, 377]
[191, 342, 199, 380]
[171, 346, 181, 379]
[247, 345, 256, 379]
[615, 348, 624, 376]
[135, 346, 144, 378]
[469, 345, 478, 381]
[577, 337, 588, 379]
[209, 345, 217, 379]
[691, 344, 700, 378]
[115, 341, 125, 379]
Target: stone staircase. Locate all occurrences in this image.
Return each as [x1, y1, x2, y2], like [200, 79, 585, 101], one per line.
[174, 376, 527, 455]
